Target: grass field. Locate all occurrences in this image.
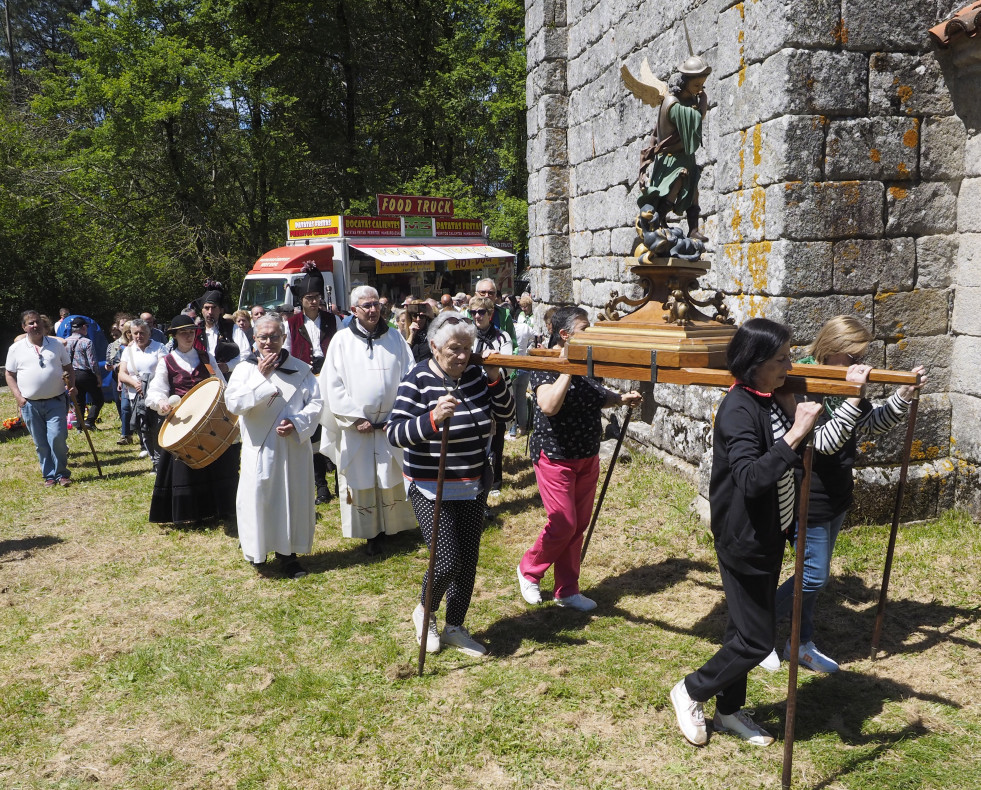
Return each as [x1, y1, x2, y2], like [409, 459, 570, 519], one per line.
[1, 392, 979, 790]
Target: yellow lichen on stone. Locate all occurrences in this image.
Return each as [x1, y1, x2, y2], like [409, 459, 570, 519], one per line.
[752, 123, 763, 168]
[750, 187, 765, 233]
[832, 20, 849, 44]
[747, 241, 772, 291]
[854, 301, 865, 311]
[889, 186, 908, 200]
[897, 85, 913, 104]
[869, 148, 881, 162]
[903, 122, 920, 148]
[897, 162, 910, 177]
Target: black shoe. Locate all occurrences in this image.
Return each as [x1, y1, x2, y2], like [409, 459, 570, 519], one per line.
[364, 533, 385, 556]
[276, 553, 308, 579]
[315, 486, 333, 505]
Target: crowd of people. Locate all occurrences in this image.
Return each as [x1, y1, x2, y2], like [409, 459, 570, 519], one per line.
[4, 291, 927, 748]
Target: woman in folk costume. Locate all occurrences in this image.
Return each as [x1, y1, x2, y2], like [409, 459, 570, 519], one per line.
[146, 315, 239, 525]
[225, 314, 323, 579]
[321, 286, 417, 555]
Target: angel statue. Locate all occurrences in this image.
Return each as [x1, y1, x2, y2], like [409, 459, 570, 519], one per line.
[622, 55, 711, 243]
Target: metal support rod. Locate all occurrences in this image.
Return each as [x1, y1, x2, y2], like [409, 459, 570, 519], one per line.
[580, 408, 633, 563]
[870, 388, 921, 659]
[782, 433, 814, 790]
[417, 421, 452, 677]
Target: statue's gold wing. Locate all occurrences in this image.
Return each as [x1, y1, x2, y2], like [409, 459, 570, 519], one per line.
[621, 59, 668, 107]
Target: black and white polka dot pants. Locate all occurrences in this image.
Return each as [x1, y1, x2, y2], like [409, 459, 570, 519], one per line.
[409, 483, 486, 627]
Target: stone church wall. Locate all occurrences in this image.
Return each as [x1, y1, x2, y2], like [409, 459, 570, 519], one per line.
[525, 0, 980, 521]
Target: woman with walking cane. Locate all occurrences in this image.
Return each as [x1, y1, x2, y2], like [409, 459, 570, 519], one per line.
[515, 306, 642, 612]
[670, 318, 822, 747]
[387, 311, 514, 658]
[762, 316, 927, 673]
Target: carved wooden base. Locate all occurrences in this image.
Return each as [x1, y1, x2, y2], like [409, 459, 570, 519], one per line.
[569, 259, 738, 369]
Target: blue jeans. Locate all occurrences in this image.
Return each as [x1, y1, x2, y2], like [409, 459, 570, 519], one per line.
[120, 394, 133, 438]
[21, 395, 71, 482]
[775, 511, 846, 644]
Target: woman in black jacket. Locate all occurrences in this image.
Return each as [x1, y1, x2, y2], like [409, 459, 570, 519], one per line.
[670, 318, 822, 748]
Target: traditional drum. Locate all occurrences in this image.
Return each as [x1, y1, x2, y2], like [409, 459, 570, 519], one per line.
[158, 377, 239, 469]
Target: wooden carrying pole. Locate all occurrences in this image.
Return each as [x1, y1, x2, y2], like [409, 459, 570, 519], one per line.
[782, 434, 814, 790]
[580, 407, 633, 563]
[418, 421, 452, 677]
[870, 386, 921, 659]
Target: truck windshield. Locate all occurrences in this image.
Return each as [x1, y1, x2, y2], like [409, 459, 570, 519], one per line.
[240, 277, 288, 311]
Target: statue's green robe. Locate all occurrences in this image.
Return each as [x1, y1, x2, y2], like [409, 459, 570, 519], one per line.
[637, 101, 703, 212]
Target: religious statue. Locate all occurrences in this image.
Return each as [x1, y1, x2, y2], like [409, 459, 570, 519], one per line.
[622, 55, 711, 246]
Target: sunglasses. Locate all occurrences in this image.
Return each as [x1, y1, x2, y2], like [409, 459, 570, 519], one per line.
[443, 315, 473, 325]
[471, 309, 489, 317]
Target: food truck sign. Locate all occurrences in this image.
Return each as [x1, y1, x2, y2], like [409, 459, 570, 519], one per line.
[377, 194, 454, 218]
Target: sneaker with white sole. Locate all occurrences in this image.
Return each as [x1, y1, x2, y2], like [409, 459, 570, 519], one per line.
[783, 640, 839, 673]
[555, 593, 597, 611]
[517, 565, 542, 605]
[758, 648, 780, 672]
[138, 449, 149, 459]
[670, 678, 707, 746]
[412, 603, 441, 653]
[713, 709, 775, 746]
[442, 625, 488, 657]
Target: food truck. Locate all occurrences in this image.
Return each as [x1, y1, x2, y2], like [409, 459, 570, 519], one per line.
[238, 195, 515, 312]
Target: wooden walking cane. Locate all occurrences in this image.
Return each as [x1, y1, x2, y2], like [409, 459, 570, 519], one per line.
[782, 432, 814, 790]
[870, 385, 921, 660]
[68, 389, 104, 478]
[580, 407, 633, 563]
[418, 420, 452, 677]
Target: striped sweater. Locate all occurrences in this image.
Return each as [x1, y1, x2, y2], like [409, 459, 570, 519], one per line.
[386, 361, 515, 499]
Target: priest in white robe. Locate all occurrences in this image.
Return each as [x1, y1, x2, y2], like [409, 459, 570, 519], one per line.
[225, 315, 323, 578]
[321, 285, 417, 555]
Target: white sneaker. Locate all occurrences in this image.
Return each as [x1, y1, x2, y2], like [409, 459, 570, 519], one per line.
[670, 678, 707, 746]
[138, 450, 149, 459]
[517, 565, 542, 605]
[442, 625, 488, 657]
[555, 593, 597, 611]
[412, 603, 441, 653]
[784, 640, 839, 673]
[488, 488, 501, 498]
[713, 709, 775, 746]
[758, 648, 780, 672]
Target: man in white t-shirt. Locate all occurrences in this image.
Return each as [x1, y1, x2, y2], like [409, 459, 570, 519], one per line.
[5, 310, 77, 487]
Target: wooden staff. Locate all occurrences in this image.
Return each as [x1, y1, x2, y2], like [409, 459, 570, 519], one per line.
[782, 433, 814, 790]
[68, 389, 104, 478]
[418, 420, 452, 677]
[870, 387, 921, 659]
[580, 407, 633, 563]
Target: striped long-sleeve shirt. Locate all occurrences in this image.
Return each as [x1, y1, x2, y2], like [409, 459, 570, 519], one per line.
[386, 361, 515, 500]
[808, 390, 912, 520]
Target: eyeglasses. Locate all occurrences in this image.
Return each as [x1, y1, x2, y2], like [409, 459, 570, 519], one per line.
[356, 301, 380, 311]
[255, 333, 282, 342]
[471, 309, 489, 317]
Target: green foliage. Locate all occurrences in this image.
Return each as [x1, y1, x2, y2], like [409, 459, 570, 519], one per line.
[0, 0, 528, 327]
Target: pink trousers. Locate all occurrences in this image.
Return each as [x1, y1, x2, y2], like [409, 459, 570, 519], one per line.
[519, 452, 600, 599]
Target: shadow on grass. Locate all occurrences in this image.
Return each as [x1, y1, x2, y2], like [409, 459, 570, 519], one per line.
[0, 534, 64, 562]
[773, 573, 981, 666]
[304, 530, 427, 575]
[0, 427, 29, 444]
[481, 557, 718, 655]
[753, 670, 959, 790]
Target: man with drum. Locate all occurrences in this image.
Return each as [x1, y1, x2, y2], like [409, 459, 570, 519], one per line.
[225, 314, 324, 578]
[146, 315, 239, 525]
[321, 286, 417, 556]
[283, 263, 343, 505]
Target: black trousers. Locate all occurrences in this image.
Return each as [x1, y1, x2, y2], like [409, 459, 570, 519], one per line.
[684, 555, 781, 715]
[74, 369, 104, 424]
[491, 419, 506, 489]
